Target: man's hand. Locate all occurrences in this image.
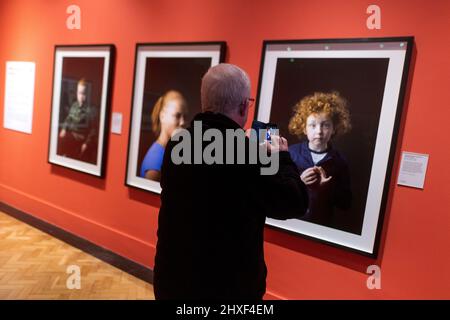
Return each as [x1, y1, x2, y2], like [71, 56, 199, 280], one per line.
[266, 134, 288, 153]
[59, 129, 66, 138]
[81, 143, 87, 154]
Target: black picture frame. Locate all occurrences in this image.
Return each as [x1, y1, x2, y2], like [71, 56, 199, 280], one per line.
[125, 41, 226, 193]
[48, 44, 115, 177]
[254, 37, 414, 257]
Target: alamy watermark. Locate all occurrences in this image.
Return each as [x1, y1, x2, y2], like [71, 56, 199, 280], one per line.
[366, 264, 381, 290]
[366, 5, 381, 30]
[66, 5, 81, 30]
[170, 121, 281, 175]
[66, 265, 81, 290]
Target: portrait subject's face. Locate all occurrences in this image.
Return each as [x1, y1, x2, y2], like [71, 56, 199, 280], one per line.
[159, 99, 186, 137]
[304, 112, 335, 152]
[77, 84, 87, 107]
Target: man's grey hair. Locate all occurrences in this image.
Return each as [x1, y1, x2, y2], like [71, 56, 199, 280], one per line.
[201, 63, 251, 114]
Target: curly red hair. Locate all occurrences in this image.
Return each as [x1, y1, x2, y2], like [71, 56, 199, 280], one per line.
[288, 91, 351, 139]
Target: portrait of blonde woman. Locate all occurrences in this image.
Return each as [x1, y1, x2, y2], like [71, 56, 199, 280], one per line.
[140, 90, 187, 181]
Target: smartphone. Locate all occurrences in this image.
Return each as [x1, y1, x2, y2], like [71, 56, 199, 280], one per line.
[251, 120, 278, 143]
[265, 124, 278, 142]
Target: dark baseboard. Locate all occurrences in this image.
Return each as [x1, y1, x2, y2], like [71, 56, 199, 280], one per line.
[0, 202, 153, 284]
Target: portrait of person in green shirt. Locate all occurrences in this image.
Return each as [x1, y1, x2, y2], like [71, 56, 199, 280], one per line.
[58, 78, 99, 164]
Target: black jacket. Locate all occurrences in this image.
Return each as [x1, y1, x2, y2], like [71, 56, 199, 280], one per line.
[153, 112, 308, 300]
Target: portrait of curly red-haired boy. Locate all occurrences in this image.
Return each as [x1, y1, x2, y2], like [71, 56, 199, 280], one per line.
[288, 91, 353, 226]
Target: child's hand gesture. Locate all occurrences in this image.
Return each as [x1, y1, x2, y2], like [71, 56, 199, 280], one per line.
[316, 166, 332, 187]
[300, 166, 332, 188]
[300, 167, 319, 186]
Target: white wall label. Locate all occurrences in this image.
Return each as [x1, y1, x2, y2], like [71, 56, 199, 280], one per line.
[3, 61, 36, 134]
[397, 152, 429, 189]
[111, 112, 123, 134]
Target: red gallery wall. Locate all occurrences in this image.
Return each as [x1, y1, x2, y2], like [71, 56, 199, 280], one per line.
[0, 0, 449, 299]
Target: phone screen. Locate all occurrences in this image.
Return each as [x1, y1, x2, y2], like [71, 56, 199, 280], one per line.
[251, 120, 278, 143]
[266, 125, 278, 142]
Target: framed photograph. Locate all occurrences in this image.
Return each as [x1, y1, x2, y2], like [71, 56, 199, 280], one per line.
[126, 42, 226, 193]
[48, 45, 115, 177]
[255, 37, 414, 257]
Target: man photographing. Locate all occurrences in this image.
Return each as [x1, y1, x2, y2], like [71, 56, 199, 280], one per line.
[153, 63, 308, 300]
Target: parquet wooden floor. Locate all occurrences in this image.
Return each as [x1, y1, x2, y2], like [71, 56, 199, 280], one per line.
[0, 210, 155, 299]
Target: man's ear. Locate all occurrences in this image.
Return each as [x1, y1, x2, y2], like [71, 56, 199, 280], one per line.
[239, 103, 248, 117]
